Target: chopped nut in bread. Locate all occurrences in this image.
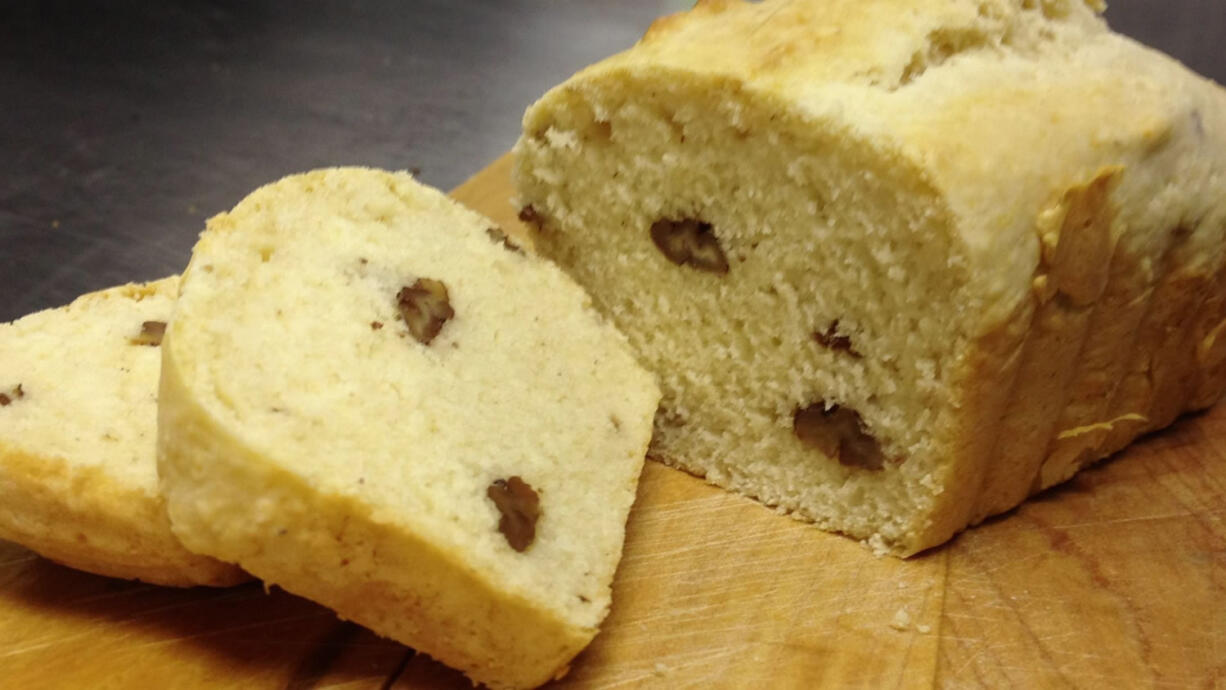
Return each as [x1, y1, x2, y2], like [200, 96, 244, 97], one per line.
[158, 168, 660, 689]
[487, 476, 541, 552]
[397, 278, 454, 345]
[514, 0, 1226, 554]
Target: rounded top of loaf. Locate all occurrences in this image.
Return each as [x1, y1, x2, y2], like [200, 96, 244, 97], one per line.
[521, 0, 1226, 332]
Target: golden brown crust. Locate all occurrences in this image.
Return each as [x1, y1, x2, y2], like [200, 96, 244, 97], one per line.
[968, 170, 1119, 521]
[1035, 228, 1158, 489]
[1192, 263, 1226, 407]
[0, 443, 246, 587]
[515, 0, 1226, 556]
[955, 172, 1226, 522]
[916, 298, 1034, 552]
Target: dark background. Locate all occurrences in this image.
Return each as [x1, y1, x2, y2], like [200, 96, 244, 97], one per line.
[2, 1, 1223, 323]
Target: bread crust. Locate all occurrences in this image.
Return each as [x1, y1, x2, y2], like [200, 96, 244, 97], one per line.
[514, 0, 1226, 555]
[0, 443, 245, 586]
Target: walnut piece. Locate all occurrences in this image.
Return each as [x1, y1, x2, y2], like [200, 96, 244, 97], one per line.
[487, 476, 541, 552]
[0, 384, 24, 407]
[518, 205, 541, 226]
[649, 218, 729, 274]
[397, 278, 454, 345]
[129, 320, 167, 347]
[486, 226, 523, 254]
[813, 320, 861, 358]
[793, 402, 886, 470]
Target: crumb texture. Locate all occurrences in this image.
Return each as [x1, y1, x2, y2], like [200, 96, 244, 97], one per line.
[0, 278, 246, 586]
[513, 0, 1226, 554]
[158, 168, 660, 689]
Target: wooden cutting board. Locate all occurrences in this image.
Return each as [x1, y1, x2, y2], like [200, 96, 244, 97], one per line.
[2, 155, 1223, 689]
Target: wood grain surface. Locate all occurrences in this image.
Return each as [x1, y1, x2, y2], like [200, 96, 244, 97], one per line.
[1, 155, 1224, 689]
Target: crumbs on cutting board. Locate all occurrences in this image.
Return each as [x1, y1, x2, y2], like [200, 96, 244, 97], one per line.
[889, 608, 912, 631]
[888, 607, 932, 634]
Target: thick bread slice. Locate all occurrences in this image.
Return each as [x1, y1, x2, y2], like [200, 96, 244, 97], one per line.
[513, 0, 1226, 555]
[157, 168, 660, 689]
[0, 278, 246, 586]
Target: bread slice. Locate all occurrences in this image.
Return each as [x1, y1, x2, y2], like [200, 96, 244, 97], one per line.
[0, 278, 247, 586]
[513, 0, 1226, 555]
[157, 168, 660, 689]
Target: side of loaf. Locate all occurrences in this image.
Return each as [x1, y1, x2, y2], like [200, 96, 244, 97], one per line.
[157, 168, 660, 689]
[512, 0, 1226, 554]
[0, 278, 246, 586]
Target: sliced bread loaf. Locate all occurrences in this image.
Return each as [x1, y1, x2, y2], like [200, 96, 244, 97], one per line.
[513, 0, 1226, 555]
[157, 168, 660, 689]
[0, 278, 246, 586]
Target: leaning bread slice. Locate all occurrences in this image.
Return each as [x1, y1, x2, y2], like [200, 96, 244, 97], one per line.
[158, 168, 660, 689]
[513, 0, 1226, 555]
[0, 278, 246, 586]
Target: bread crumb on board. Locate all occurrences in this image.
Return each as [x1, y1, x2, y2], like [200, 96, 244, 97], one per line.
[889, 607, 933, 633]
[890, 608, 912, 631]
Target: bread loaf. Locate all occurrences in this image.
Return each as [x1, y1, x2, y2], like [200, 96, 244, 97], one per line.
[513, 0, 1226, 555]
[157, 168, 660, 689]
[0, 278, 246, 586]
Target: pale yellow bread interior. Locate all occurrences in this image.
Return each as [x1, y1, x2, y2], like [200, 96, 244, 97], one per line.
[157, 168, 660, 689]
[0, 278, 246, 586]
[513, 0, 1226, 554]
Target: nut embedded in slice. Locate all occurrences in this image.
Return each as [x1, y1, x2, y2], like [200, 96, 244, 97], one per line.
[793, 402, 886, 471]
[649, 218, 730, 274]
[397, 278, 454, 345]
[518, 204, 542, 226]
[512, 0, 1226, 558]
[0, 277, 245, 586]
[158, 168, 661, 688]
[0, 383, 23, 407]
[813, 320, 861, 358]
[486, 226, 524, 254]
[487, 476, 541, 552]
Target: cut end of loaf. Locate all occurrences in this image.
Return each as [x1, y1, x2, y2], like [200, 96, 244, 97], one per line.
[514, 69, 980, 554]
[513, 0, 1226, 556]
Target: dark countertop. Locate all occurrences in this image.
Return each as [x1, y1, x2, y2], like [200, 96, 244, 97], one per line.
[2, 0, 1223, 323]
